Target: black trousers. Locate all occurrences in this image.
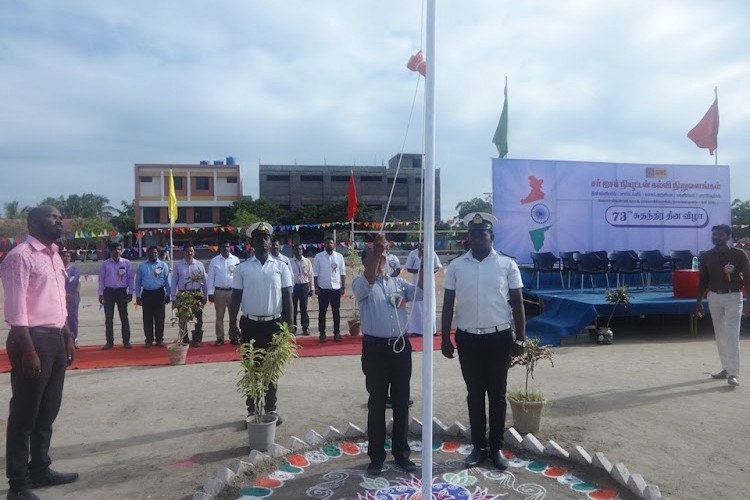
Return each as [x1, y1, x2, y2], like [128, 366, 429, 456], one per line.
[240, 316, 280, 414]
[455, 328, 513, 451]
[292, 283, 310, 331]
[317, 288, 341, 336]
[103, 287, 130, 344]
[6, 328, 67, 490]
[361, 335, 412, 464]
[141, 288, 166, 343]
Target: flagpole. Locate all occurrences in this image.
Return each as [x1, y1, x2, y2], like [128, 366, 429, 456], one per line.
[714, 86, 718, 167]
[421, 0, 436, 496]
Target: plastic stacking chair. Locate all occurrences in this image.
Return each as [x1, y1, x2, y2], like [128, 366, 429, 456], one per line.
[609, 251, 645, 288]
[639, 250, 673, 288]
[670, 250, 695, 270]
[530, 252, 564, 289]
[573, 252, 610, 290]
[559, 251, 579, 288]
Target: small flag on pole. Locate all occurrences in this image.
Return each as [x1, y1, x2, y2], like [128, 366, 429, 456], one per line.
[687, 87, 719, 156]
[492, 76, 509, 158]
[347, 171, 358, 221]
[168, 170, 178, 224]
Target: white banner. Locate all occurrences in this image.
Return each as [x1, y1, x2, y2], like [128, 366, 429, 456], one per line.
[492, 159, 730, 264]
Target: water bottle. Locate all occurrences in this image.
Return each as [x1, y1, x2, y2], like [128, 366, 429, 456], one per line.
[691, 256, 699, 271]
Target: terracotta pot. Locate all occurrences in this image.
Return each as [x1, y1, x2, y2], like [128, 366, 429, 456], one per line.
[348, 319, 361, 336]
[166, 343, 189, 365]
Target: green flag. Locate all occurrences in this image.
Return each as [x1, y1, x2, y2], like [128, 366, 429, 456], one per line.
[492, 76, 509, 158]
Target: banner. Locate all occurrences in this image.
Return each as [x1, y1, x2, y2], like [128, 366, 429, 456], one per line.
[492, 159, 730, 264]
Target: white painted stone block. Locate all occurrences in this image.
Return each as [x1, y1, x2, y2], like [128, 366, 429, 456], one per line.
[446, 421, 467, 437]
[592, 452, 612, 473]
[192, 491, 213, 500]
[570, 445, 592, 465]
[344, 423, 366, 438]
[543, 440, 569, 459]
[503, 428, 523, 449]
[286, 436, 308, 451]
[304, 429, 325, 445]
[611, 462, 630, 486]
[202, 477, 222, 496]
[267, 443, 290, 458]
[521, 433, 545, 454]
[229, 458, 252, 475]
[644, 484, 662, 500]
[215, 467, 236, 485]
[432, 417, 448, 436]
[408, 417, 423, 435]
[627, 473, 647, 497]
[386, 417, 394, 433]
[324, 426, 345, 440]
[247, 450, 271, 464]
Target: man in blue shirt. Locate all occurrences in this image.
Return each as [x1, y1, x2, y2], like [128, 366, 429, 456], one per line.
[353, 233, 422, 476]
[135, 246, 171, 347]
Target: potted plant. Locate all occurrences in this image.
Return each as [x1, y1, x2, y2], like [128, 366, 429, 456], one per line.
[599, 285, 632, 344]
[348, 303, 361, 336]
[507, 337, 555, 433]
[237, 322, 299, 451]
[168, 271, 206, 364]
[346, 249, 363, 336]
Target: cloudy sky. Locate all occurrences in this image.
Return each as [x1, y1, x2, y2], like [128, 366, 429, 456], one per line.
[1, 0, 748, 220]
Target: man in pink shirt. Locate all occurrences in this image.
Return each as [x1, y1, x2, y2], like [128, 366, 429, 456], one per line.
[1, 206, 79, 499]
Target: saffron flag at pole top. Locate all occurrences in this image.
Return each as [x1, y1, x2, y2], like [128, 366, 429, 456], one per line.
[347, 170, 358, 221]
[168, 170, 178, 224]
[687, 90, 719, 156]
[407, 51, 427, 77]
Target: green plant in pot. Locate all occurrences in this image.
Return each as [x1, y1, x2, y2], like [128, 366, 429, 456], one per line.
[168, 271, 206, 364]
[507, 337, 554, 433]
[600, 285, 632, 344]
[237, 322, 298, 429]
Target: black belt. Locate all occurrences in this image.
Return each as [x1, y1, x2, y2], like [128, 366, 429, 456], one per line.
[179, 289, 202, 293]
[143, 287, 165, 292]
[363, 334, 407, 346]
[243, 313, 281, 321]
[214, 287, 233, 291]
[711, 289, 742, 294]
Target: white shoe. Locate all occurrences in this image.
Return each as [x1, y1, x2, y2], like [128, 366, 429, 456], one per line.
[728, 375, 740, 386]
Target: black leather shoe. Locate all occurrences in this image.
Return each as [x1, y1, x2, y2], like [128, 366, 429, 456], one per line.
[123, 342, 132, 349]
[144, 341, 153, 348]
[395, 458, 417, 472]
[155, 340, 164, 347]
[319, 335, 327, 343]
[366, 461, 384, 475]
[31, 469, 79, 488]
[334, 334, 343, 342]
[230, 339, 241, 345]
[102, 343, 114, 350]
[7, 489, 41, 500]
[214, 339, 225, 346]
[302, 329, 310, 336]
[192, 340, 201, 347]
[465, 447, 487, 467]
[489, 449, 509, 470]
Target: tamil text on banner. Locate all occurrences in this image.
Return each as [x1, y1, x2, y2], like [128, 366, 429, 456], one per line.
[492, 159, 730, 264]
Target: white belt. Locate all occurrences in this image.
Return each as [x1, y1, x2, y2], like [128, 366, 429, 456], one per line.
[461, 323, 511, 335]
[243, 313, 281, 322]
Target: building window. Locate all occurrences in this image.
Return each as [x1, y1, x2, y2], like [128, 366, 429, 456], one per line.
[267, 175, 290, 181]
[196, 177, 210, 190]
[226, 176, 238, 183]
[219, 206, 232, 222]
[301, 175, 323, 181]
[390, 205, 409, 211]
[368, 204, 383, 210]
[143, 207, 160, 224]
[388, 177, 408, 184]
[331, 175, 349, 182]
[178, 208, 186, 223]
[194, 208, 211, 223]
[140, 176, 152, 183]
[361, 175, 382, 182]
[173, 176, 184, 190]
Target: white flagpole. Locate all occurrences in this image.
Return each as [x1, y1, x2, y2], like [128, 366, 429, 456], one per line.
[714, 86, 718, 167]
[421, 0, 436, 495]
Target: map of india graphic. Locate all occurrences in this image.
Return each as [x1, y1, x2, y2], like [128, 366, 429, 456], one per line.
[521, 175, 551, 251]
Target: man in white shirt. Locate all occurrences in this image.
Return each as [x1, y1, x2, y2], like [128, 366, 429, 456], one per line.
[441, 212, 527, 471]
[313, 236, 347, 343]
[386, 248, 401, 277]
[207, 242, 241, 346]
[290, 244, 314, 335]
[404, 243, 442, 336]
[229, 222, 293, 424]
[271, 237, 291, 268]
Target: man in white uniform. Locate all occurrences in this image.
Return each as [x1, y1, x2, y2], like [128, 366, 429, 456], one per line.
[229, 222, 293, 424]
[313, 237, 347, 343]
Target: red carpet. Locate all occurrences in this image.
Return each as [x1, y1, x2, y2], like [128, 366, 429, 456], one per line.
[0, 334, 444, 372]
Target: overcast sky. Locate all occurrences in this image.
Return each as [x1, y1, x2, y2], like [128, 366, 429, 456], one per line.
[1, 0, 748, 221]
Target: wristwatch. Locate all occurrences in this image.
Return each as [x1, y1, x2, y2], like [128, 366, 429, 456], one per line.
[513, 339, 528, 349]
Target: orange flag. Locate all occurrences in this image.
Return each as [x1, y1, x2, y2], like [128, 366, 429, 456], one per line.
[687, 89, 719, 156]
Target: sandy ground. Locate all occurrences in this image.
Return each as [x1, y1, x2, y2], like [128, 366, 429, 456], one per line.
[0, 261, 749, 499]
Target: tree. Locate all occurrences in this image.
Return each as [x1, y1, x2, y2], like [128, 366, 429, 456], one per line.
[731, 198, 750, 239]
[222, 197, 290, 226]
[455, 197, 492, 220]
[3, 200, 22, 219]
[110, 200, 135, 235]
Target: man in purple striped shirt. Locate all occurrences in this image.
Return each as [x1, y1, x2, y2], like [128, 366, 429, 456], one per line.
[98, 242, 134, 350]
